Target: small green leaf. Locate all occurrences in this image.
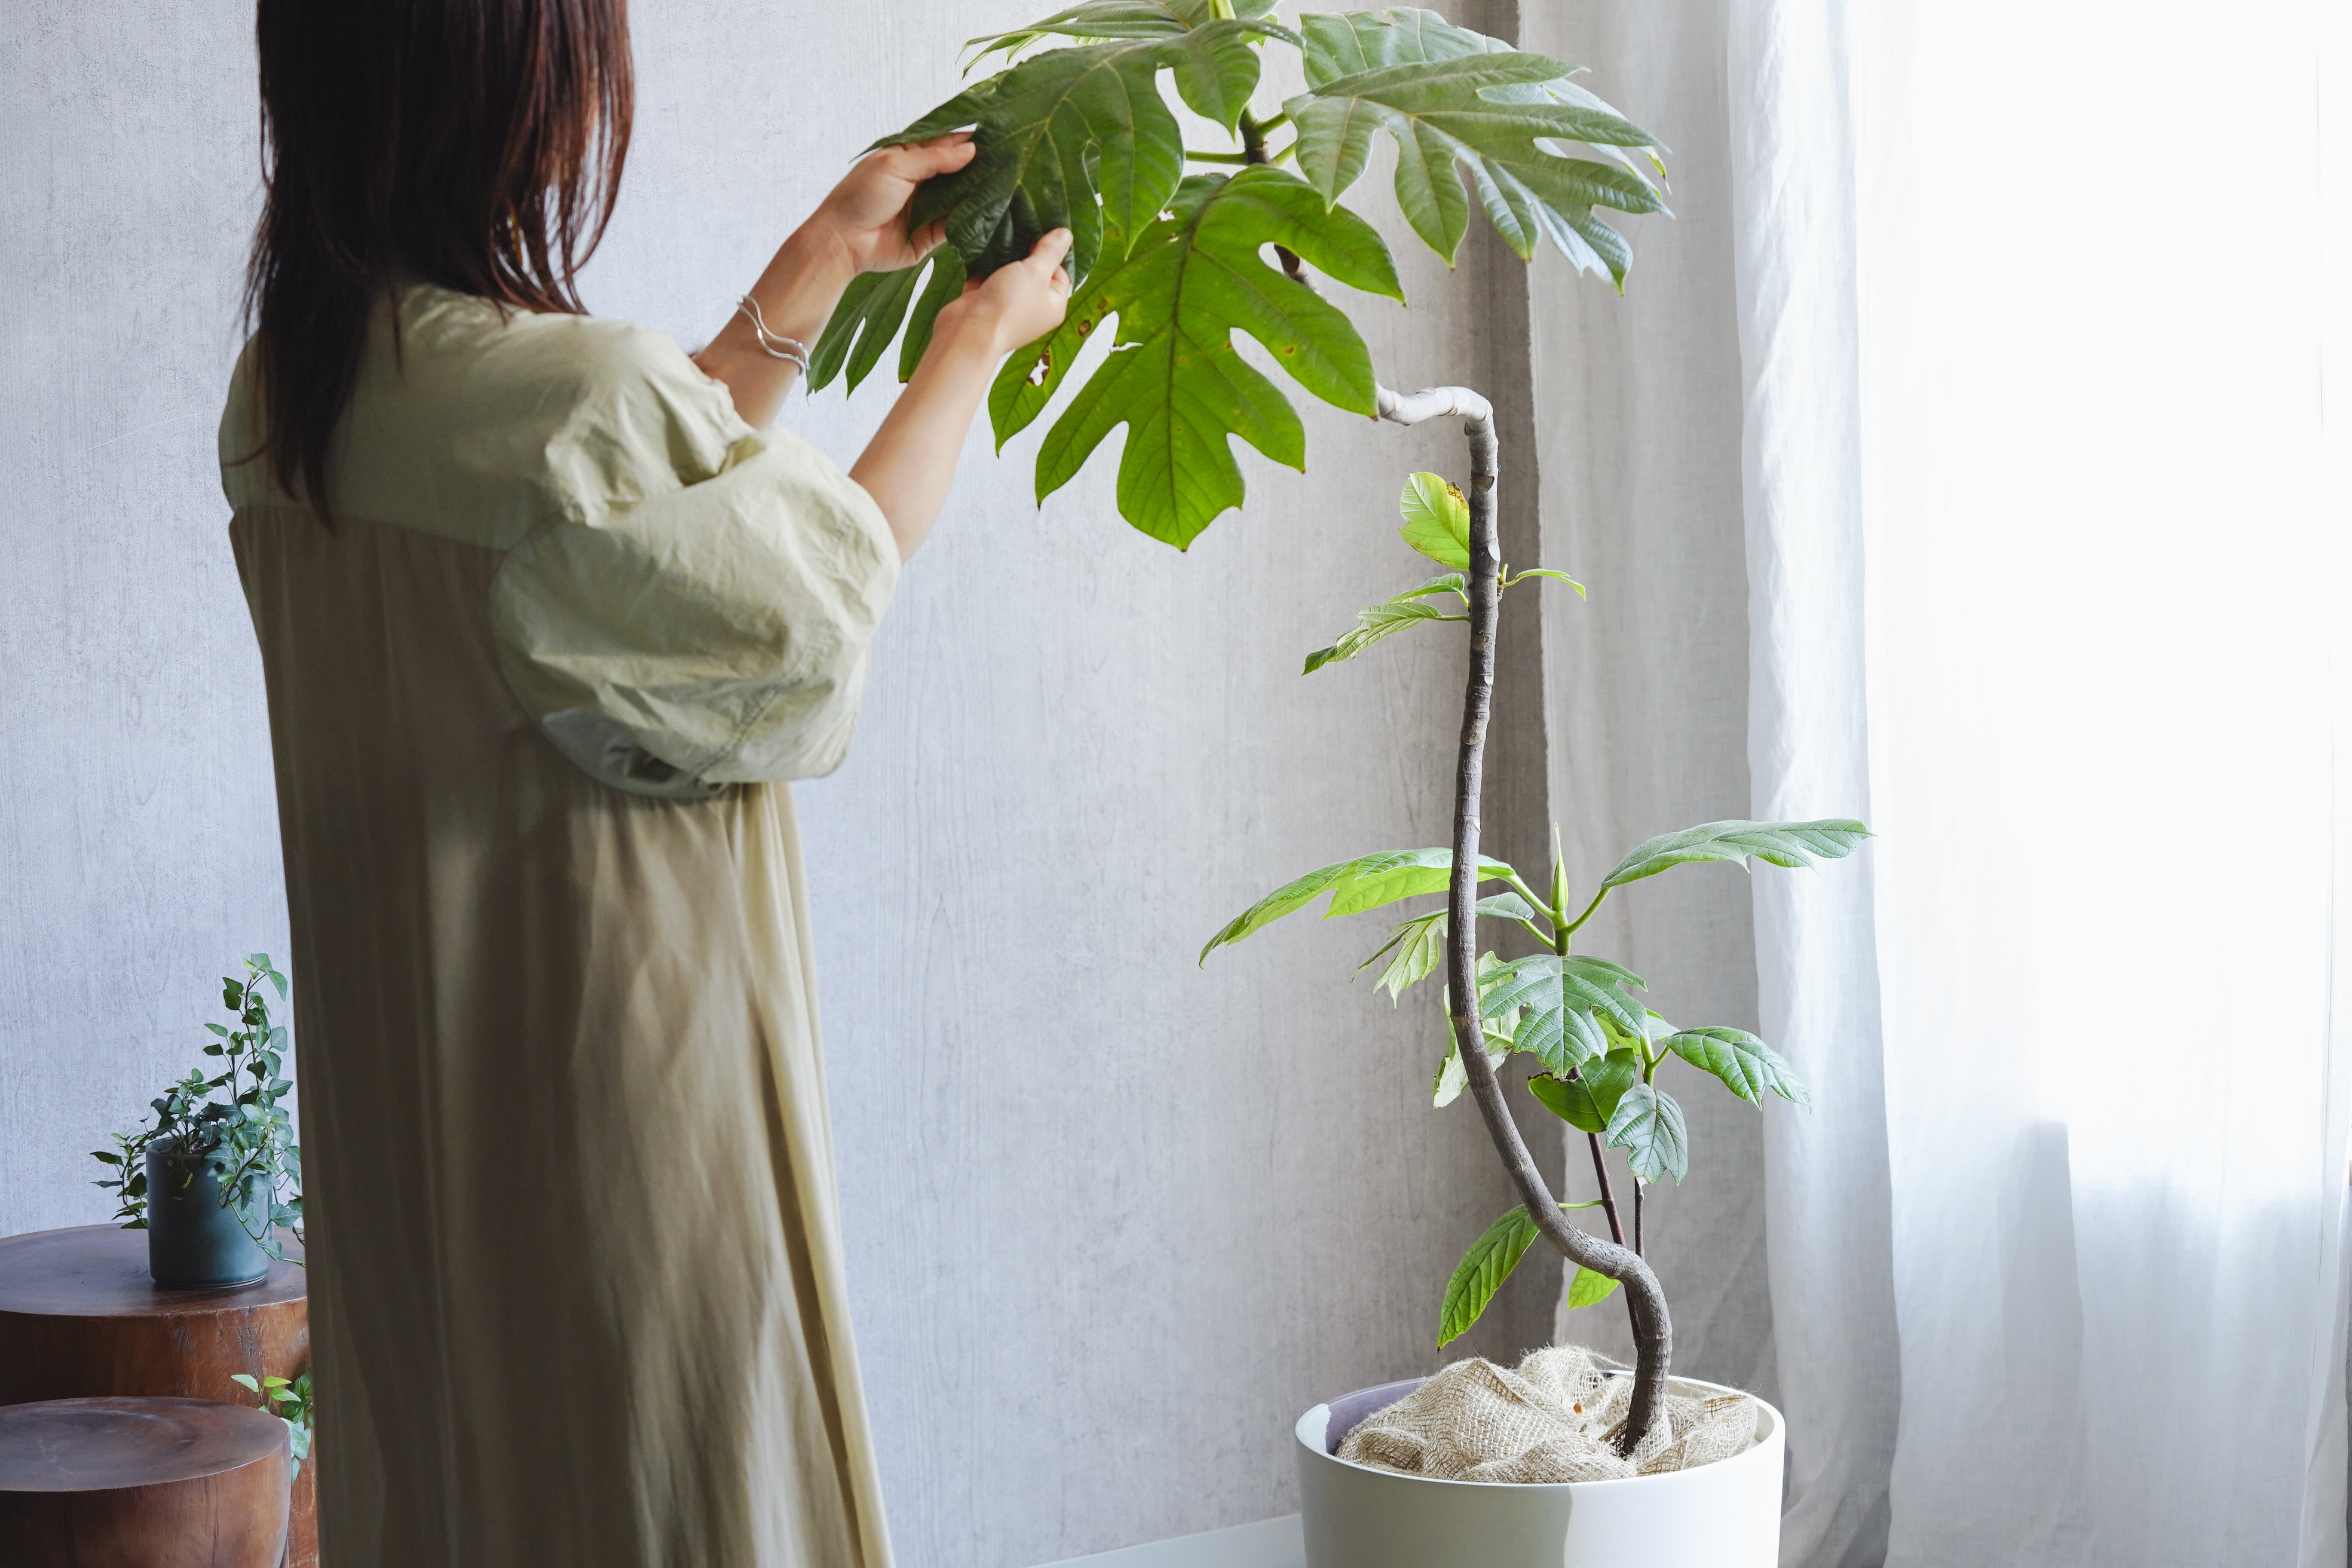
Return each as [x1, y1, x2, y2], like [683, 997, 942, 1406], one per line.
[1566, 1265, 1621, 1310]
[1398, 471, 1470, 568]
[1526, 1049, 1640, 1132]
[1202, 848, 1518, 960]
[1475, 891, 1537, 925]
[1303, 591, 1459, 673]
[1438, 1204, 1538, 1346]
[1360, 909, 1447, 1000]
[1506, 567, 1584, 593]
[230, 1374, 260, 1392]
[1432, 1020, 1511, 1108]
[1600, 818, 1872, 890]
[1664, 1027, 1812, 1107]
[90, 1150, 120, 1165]
[204, 1023, 229, 1037]
[1606, 1083, 1689, 1183]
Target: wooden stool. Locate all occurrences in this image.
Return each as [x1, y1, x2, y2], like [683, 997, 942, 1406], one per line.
[0, 1396, 289, 1567]
[0, 1227, 313, 1566]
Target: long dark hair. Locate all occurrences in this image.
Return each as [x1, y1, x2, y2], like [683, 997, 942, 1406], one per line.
[243, 0, 634, 515]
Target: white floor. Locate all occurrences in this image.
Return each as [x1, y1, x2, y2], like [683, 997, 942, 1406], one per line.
[1033, 1514, 1304, 1568]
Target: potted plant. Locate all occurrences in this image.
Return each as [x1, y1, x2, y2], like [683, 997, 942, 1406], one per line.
[93, 955, 304, 1288]
[1202, 455, 1863, 1564]
[817, 6, 1864, 1560]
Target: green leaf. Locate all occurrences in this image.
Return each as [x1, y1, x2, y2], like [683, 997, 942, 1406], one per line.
[1438, 1204, 1538, 1346]
[807, 264, 926, 394]
[1566, 1265, 1621, 1310]
[1479, 954, 1647, 1073]
[1526, 1048, 1640, 1132]
[991, 166, 1404, 548]
[1606, 1083, 1689, 1184]
[204, 1024, 229, 1037]
[1303, 577, 1466, 673]
[1201, 847, 1518, 961]
[1360, 909, 1447, 1001]
[1506, 567, 1584, 593]
[1431, 1024, 1510, 1108]
[91, 1150, 120, 1165]
[1600, 818, 1872, 890]
[880, 8, 1288, 286]
[1664, 1027, 1812, 1107]
[1397, 471, 1469, 568]
[230, 1374, 260, 1392]
[1476, 892, 1537, 926]
[967, 1, 1287, 47]
[1285, 8, 1665, 277]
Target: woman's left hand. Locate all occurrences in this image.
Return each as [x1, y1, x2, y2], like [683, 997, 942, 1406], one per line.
[800, 134, 976, 276]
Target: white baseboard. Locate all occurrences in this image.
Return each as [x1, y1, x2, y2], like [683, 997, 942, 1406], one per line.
[1031, 1513, 1304, 1568]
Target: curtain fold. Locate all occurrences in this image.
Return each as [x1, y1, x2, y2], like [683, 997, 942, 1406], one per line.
[1726, 2, 2352, 1566]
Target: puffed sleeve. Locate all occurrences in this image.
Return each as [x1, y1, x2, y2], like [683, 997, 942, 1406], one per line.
[488, 327, 899, 799]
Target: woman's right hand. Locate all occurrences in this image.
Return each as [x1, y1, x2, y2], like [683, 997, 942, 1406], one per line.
[935, 229, 1075, 360]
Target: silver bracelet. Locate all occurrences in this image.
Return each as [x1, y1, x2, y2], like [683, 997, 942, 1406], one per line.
[734, 295, 811, 374]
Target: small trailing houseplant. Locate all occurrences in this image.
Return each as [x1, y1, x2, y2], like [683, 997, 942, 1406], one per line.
[93, 954, 305, 1282]
[232, 1370, 316, 1483]
[819, 2, 1866, 1462]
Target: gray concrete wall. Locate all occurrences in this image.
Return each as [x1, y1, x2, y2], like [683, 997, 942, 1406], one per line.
[0, 4, 1584, 1564]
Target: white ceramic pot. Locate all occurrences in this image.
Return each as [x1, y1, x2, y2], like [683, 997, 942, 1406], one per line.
[1294, 1374, 1784, 1568]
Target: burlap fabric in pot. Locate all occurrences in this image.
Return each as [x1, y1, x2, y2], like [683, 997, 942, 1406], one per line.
[1337, 1345, 1756, 1484]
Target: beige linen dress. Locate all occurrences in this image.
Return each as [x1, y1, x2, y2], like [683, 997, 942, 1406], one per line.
[220, 282, 899, 1568]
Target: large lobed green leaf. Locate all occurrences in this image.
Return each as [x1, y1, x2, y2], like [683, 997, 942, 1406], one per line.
[1600, 818, 1872, 891]
[1200, 845, 1517, 963]
[883, 2, 1292, 285]
[1284, 8, 1665, 278]
[990, 167, 1403, 548]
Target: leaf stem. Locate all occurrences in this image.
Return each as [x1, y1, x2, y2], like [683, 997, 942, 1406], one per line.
[1186, 149, 1253, 164]
[1238, 112, 1307, 283]
[1558, 885, 1609, 941]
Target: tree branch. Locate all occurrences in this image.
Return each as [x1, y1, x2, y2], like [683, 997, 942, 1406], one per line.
[1377, 382, 1671, 1456]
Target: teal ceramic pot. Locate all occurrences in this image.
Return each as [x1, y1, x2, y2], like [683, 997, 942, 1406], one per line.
[145, 1135, 269, 1288]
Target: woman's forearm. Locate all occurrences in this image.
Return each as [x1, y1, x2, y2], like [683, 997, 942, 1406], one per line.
[693, 227, 858, 428]
[849, 314, 1000, 562]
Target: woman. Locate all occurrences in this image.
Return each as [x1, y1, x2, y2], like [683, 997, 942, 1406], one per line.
[221, 4, 1067, 1564]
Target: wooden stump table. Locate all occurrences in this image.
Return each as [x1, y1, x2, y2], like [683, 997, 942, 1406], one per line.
[0, 1397, 289, 1567]
[0, 1227, 313, 1566]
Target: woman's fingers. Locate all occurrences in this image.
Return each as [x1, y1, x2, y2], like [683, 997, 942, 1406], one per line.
[1025, 228, 1075, 277]
[886, 136, 977, 179]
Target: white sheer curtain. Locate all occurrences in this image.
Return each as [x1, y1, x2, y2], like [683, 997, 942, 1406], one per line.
[1735, 2, 2352, 1566]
